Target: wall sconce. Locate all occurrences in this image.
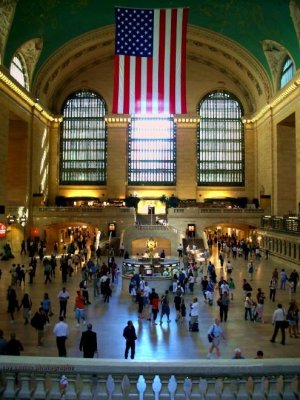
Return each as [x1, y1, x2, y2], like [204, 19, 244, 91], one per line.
[6, 214, 15, 225]
[19, 215, 27, 227]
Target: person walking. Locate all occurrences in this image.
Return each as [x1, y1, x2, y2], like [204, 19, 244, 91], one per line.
[244, 292, 254, 321]
[20, 293, 32, 325]
[31, 307, 47, 346]
[160, 290, 171, 324]
[270, 303, 288, 345]
[41, 293, 52, 326]
[149, 289, 159, 325]
[57, 287, 70, 319]
[7, 286, 18, 323]
[123, 320, 137, 360]
[247, 261, 254, 281]
[74, 290, 86, 327]
[53, 316, 69, 357]
[189, 297, 199, 332]
[177, 243, 183, 258]
[207, 318, 226, 359]
[269, 277, 277, 302]
[218, 291, 230, 322]
[79, 323, 98, 358]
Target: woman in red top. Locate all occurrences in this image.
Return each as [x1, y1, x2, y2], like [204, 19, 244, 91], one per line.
[75, 290, 86, 327]
[151, 293, 160, 325]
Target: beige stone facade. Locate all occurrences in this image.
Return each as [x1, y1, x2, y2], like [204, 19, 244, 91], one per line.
[0, 14, 299, 255]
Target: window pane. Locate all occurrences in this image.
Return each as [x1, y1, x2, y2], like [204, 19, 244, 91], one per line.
[280, 57, 295, 88]
[128, 116, 176, 185]
[197, 91, 244, 186]
[59, 91, 107, 185]
[9, 55, 28, 89]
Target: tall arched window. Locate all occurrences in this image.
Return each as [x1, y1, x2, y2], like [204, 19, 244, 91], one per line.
[197, 91, 244, 186]
[59, 90, 107, 185]
[280, 57, 295, 88]
[128, 115, 176, 185]
[9, 54, 29, 90]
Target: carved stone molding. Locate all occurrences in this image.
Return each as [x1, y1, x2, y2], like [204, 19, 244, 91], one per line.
[290, 0, 300, 45]
[18, 38, 43, 88]
[33, 24, 272, 116]
[261, 40, 287, 90]
[33, 25, 115, 101]
[0, 0, 17, 64]
[188, 54, 255, 114]
[187, 26, 273, 104]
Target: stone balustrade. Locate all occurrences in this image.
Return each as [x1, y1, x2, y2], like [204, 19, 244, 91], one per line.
[0, 357, 299, 399]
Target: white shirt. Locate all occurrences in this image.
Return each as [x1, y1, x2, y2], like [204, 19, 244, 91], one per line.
[53, 321, 69, 337]
[58, 290, 70, 301]
[190, 302, 199, 317]
[272, 308, 286, 323]
[144, 286, 151, 297]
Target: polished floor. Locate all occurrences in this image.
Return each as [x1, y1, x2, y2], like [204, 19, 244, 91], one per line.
[0, 247, 299, 360]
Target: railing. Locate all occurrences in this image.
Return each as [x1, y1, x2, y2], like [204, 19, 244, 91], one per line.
[36, 207, 133, 213]
[134, 224, 179, 234]
[170, 208, 265, 215]
[135, 224, 170, 230]
[0, 357, 299, 399]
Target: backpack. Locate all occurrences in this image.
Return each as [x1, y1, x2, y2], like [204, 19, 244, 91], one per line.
[30, 313, 39, 329]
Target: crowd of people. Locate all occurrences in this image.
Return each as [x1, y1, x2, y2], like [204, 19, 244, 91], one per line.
[0, 232, 299, 360]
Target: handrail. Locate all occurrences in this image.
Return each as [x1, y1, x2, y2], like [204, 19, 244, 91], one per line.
[0, 357, 298, 399]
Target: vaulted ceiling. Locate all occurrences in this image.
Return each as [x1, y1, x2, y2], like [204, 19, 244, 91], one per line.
[1, 0, 299, 115]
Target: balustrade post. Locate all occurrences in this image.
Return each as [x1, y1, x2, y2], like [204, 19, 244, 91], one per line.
[32, 374, 48, 399]
[3, 372, 17, 399]
[205, 378, 219, 400]
[182, 377, 192, 399]
[236, 378, 249, 400]
[16, 373, 32, 399]
[121, 374, 131, 399]
[64, 376, 77, 400]
[75, 373, 94, 398]
[93, 376, 108, 398]
[45, 374, 61, 399]
[220, 378, 237, 399]
[283, 375, 299, 400]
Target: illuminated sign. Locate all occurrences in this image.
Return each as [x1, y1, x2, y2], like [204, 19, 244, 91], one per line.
[0, 223, 7, 238]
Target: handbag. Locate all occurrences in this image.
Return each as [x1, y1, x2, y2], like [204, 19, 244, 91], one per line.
[282, 320, 289, 329]
[207, 333, 214, 342]
[207, 325, 215, 342]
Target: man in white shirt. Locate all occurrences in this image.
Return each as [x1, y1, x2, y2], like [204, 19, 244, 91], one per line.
[189, 297, 199, 331]
[57, 287, 70, 318]
[270, 303, 287, 345]
[53, 316, 69, 357]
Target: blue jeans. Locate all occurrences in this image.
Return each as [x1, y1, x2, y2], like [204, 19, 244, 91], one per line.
[245, 307, 253, 321]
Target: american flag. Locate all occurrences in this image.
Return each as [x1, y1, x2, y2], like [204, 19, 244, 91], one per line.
[112, 7, 188, 115]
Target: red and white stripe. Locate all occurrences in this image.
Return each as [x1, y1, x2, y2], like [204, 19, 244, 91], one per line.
[112, 8, 188, 115]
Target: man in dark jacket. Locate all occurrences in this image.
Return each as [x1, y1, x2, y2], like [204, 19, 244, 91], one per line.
[31, 307, 47, 346]
[123, 320, 137, 359]
[79, 323, 97, 358]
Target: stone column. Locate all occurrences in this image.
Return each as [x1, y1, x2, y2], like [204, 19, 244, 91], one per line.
[176, 118, 198, 200]
[106, 118, 128, 199]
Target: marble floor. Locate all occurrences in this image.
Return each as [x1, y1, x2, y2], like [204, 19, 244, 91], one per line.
[0, 247, 299, 361]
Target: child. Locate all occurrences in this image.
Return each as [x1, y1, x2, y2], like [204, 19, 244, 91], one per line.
[228, 277, 235, 300]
